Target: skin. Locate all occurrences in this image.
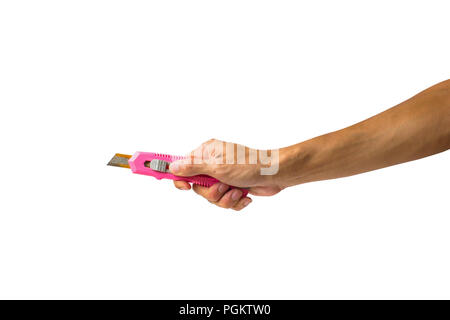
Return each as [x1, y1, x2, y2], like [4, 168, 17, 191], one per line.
[170, 79, 450, 211]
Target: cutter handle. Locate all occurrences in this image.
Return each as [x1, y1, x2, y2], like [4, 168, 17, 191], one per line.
[128, 152, 249, 197]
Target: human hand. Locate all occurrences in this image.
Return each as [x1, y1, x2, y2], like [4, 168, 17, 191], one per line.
[169, 139, 283, 211]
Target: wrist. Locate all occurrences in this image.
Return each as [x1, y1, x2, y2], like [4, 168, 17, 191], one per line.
[270, 143, 313, 188]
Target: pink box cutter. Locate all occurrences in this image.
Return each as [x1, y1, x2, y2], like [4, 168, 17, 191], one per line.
[109, 152, 249, 197]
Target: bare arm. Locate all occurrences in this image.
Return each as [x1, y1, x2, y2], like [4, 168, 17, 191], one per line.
[170, 80, 450, 210]
[277, 79, 450, 187]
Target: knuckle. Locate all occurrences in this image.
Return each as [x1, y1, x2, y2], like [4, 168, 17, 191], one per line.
[220, 199, 233, 209]
[207, 192, 221, 202]
[174, 181, 185, 189]
[192, 186, 201, 195]
[216, 202, 228, 209]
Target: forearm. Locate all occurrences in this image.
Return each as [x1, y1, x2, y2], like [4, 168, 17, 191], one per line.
[276, 80, 450, 188]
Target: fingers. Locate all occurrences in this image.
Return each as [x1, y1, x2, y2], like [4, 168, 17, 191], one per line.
[173, 180, 191, 190]
[214, 189, 242, 209]
[173, 180, 253, 211]
[169, 159, 210, 177]
[232, 197, 252, 211]
[193, 184, 251, 210]
[192, 183, 229, 202]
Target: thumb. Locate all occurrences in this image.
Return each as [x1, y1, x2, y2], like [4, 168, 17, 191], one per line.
[169, 159, 209, 177]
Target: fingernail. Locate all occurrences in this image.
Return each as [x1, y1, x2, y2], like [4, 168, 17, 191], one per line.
[218, 183, 228, 193]
[232, 189, 242, 201]
[242, 198, 252, 207]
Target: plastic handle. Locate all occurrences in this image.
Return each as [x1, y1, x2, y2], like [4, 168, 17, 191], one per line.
[128, 152, 249, 197]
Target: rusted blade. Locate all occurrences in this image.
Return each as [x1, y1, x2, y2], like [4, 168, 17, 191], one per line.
[107, 153, 132, 168]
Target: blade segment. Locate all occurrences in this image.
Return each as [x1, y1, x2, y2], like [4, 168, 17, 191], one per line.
[107, 153, 132, 168]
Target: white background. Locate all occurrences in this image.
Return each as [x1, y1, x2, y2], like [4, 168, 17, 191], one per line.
[0, 1, 449, 299]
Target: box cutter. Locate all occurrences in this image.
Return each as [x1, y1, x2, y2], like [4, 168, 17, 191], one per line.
[107, 152, 249, 197]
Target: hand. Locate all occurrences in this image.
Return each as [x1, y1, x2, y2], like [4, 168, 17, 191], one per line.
[169, 139, 283, 211]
